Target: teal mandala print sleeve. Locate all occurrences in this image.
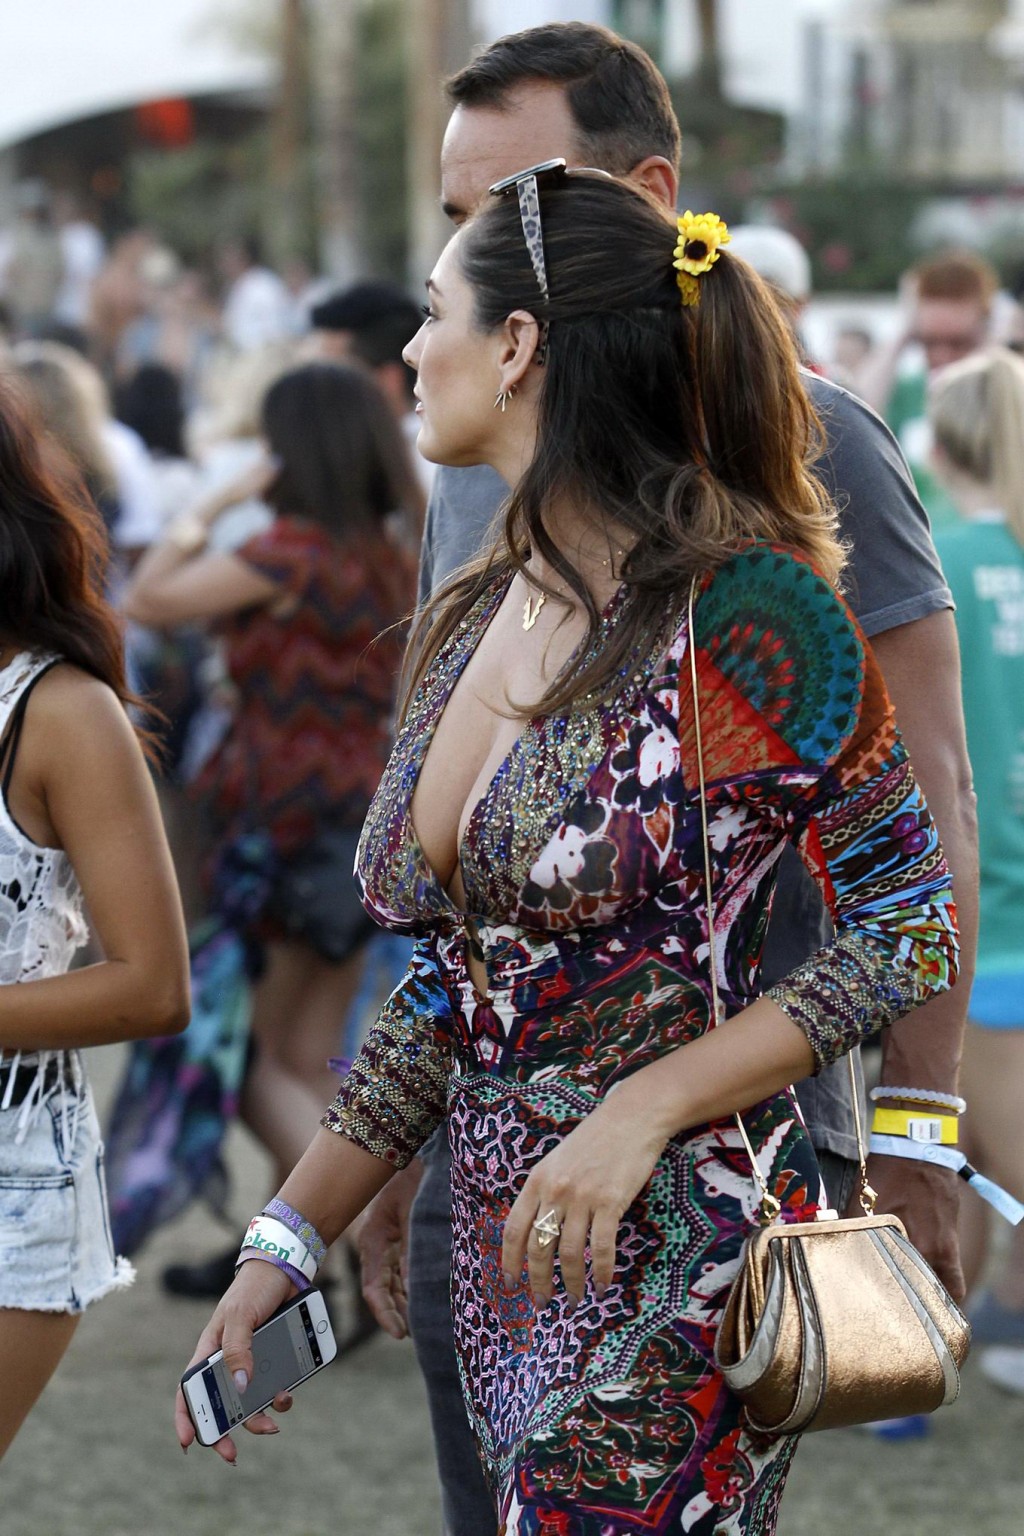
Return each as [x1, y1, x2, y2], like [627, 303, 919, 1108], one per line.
[328, 549, 958, 1536]
[687, 545, 959, 1071]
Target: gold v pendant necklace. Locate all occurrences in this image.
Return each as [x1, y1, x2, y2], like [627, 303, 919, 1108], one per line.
[522, 591, 546, 631]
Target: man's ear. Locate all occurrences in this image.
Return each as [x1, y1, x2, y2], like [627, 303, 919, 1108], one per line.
[629, 156, 678, 212]
[497, 309, 542, 393]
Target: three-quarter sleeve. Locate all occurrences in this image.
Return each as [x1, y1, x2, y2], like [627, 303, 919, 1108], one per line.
[690, 545, 959, 1073]
[321, 938, 454, 1167]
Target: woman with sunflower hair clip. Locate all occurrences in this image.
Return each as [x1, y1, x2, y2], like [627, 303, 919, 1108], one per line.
[178, 172, 958, 1534]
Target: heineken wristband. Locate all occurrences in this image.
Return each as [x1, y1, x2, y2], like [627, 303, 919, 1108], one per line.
[236, 1249, 310, 1292]
[238, 1214, 320, 1283]
[869, 1133, 1024, 1225]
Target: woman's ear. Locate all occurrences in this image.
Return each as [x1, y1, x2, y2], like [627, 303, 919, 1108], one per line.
[497, 309, 541, 394]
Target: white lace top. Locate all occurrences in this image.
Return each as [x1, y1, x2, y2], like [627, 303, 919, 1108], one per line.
[0, 653, 89, 1128]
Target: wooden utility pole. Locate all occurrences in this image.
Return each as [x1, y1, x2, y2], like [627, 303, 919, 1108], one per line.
[310, 0, 361, 280]
[694, 0, 723, 99]
[406, 0, 473, 289]
[267, 0, 309, 266]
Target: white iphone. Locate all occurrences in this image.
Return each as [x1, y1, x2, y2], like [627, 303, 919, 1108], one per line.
[181, 1289, 338, 1447]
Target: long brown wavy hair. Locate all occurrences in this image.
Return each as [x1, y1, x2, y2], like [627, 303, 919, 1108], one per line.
[404, 176, 845, 720]
[0, 374, 137, 714]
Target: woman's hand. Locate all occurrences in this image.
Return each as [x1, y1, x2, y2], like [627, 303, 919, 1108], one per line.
[501, 1093, 669, 1310]
[201, 455, 280, 521]
[175, 1259, 295, 1465]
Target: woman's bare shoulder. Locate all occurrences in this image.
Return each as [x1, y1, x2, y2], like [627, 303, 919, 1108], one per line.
[25, 664, 138, 759]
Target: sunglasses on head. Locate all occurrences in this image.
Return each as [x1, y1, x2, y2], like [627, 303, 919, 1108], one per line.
[487, 159, 616, 361]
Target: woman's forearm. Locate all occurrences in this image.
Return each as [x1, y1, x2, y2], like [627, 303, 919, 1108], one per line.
[123, 481, 240, 609]
[615, 996, 816, 1142]
[0, 960, 190, 1051]
[277, 1128, 398, 1248]
[122, 510, 212, 609]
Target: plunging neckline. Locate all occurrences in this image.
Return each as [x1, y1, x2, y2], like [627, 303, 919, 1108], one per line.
[405, 573, 627, 916]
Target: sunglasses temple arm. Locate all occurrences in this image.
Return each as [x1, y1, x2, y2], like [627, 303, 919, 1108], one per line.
[516, 176, 550, 306]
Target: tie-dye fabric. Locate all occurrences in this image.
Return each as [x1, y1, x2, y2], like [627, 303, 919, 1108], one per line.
[324, 544, 959, 1535]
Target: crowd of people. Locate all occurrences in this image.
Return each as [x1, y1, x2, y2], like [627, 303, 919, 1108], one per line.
[0, 184, 434, 1445]
[0, 16, 1021, 1536]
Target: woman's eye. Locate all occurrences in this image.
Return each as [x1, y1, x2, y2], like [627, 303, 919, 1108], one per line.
[420, 304, 437, 323]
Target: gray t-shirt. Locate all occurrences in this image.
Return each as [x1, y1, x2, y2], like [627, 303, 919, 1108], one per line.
[417, 373, 953, 1160]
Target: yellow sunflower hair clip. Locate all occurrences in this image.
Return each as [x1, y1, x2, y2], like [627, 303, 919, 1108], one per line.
[673, 211, 731, 307]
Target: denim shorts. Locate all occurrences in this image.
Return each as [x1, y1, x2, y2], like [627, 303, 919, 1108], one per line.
[0, 1065, 135, 1313]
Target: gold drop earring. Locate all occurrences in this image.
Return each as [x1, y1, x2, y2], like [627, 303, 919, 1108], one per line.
[493, 385, 517, 413]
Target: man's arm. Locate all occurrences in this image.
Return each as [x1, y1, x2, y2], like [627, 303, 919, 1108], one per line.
[862, 609, 978, 1299]
[803, 375, 976, 1297]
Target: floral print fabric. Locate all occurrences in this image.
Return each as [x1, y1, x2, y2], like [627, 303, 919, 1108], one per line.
[324, 544, 958, 1534]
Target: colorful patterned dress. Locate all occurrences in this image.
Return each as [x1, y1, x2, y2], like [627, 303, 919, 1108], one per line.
[324, 544, 959, 1535]
[197, 515, 414, 859]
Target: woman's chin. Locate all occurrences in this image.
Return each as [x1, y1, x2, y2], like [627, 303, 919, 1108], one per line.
[415, 428, 488, 471]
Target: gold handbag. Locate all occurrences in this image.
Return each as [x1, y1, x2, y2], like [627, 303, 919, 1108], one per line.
[684, 579, 971, 1436]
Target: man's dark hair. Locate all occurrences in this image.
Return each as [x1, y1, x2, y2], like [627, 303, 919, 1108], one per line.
[115, 363, 186, 459]
[311, 281, 422, 401]
[446, 22, 680, 177]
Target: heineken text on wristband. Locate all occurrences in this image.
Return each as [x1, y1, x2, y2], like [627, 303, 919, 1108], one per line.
[235, 1249, 311, 1291]
[239, 1215, 319, 1283]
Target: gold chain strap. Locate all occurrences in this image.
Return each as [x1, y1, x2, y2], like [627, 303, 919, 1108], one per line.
[685, 579, 876, 1223]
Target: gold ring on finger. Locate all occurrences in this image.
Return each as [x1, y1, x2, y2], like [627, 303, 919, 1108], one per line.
[532, 1209, 562, 1249]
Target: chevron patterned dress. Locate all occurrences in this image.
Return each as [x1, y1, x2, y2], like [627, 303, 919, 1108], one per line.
[197, 516, 413, 865]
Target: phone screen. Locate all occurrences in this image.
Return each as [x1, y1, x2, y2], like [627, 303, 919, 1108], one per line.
[203, 1299, 324, 1437]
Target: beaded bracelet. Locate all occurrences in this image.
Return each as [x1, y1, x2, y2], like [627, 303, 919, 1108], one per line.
[868, 1086, 966, 1115]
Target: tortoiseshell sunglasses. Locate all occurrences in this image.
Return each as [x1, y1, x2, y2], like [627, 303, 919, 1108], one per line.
[488, 158, 615, 361]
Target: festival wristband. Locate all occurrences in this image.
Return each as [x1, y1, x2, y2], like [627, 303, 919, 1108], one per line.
[262, 1198, 328, 1269]
[235, 1249, 310, 1292]
[869, 1133, 1024, 1225]
[871, 1107, 959, 1145]
[239, 1215, 320, 1283]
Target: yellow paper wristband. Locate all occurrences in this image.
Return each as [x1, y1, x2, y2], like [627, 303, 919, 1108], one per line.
[871, 1107, 959, 1146]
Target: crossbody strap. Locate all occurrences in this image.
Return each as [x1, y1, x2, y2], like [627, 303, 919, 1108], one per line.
[685, 577, 874, 1224]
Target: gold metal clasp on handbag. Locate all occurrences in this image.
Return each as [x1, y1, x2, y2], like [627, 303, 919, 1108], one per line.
[757, 1190, 782, 1227]
[857, 1168, 879, 1217]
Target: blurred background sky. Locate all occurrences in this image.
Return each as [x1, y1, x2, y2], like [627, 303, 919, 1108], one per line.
[8, 1, 1024, 319]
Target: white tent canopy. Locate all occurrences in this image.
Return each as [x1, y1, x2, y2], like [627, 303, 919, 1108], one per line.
[0, 0, 271, 150]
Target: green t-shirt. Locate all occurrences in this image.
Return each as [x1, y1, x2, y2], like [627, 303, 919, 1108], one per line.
[887, 372, 962, 533]
[935, 515, 1024, 971]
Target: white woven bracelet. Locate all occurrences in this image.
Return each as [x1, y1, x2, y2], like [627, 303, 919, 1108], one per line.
[238, 1215, 319, 1283]
[868, 1086, 966, 1115]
